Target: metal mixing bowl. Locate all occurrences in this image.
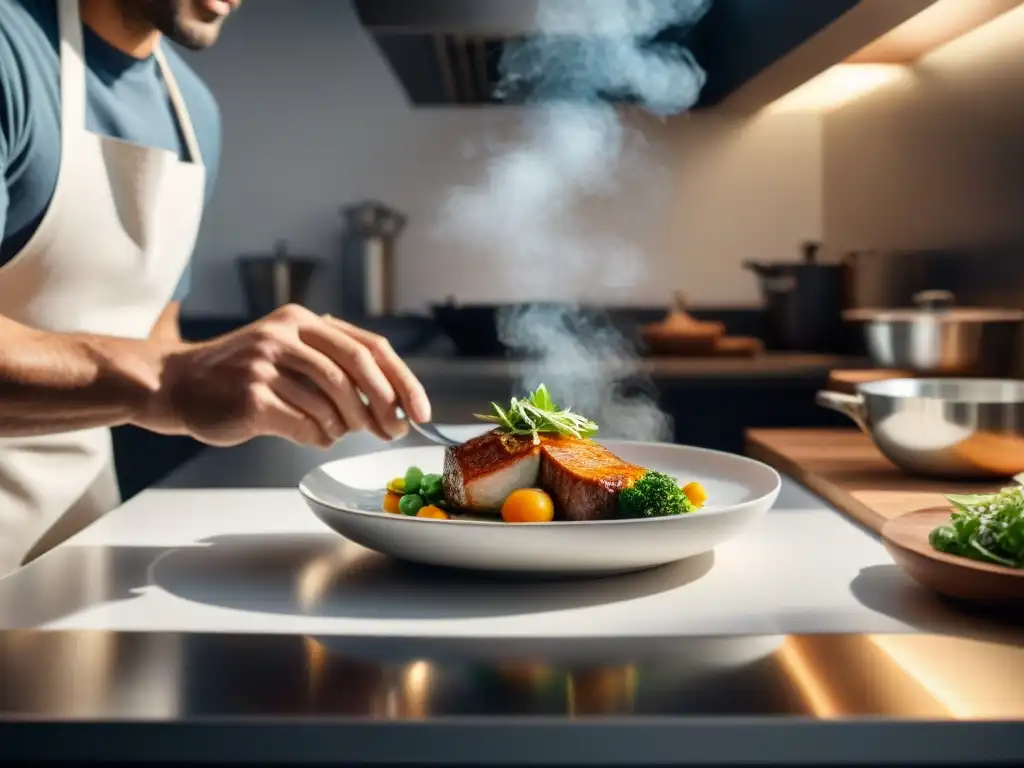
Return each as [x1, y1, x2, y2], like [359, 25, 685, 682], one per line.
[816, 378, 1024, 479]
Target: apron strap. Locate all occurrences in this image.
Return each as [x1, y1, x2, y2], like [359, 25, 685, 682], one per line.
[56, 0, 86, 157]
[55, 0, 204, 167]
[154, 46, 204, 166]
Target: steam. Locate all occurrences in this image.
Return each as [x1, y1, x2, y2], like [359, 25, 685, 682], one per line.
[440, 0, 711, 441]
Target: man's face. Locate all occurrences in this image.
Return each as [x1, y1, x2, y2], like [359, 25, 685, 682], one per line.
[133, 0, 242, 50]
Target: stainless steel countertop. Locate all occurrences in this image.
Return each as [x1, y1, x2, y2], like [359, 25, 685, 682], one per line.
[0, 630, 1022, 765]
[3, 428, 1021, 765]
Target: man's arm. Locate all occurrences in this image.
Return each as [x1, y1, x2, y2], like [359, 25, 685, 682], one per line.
[0, 314, 165, 436]
[149, 301, 183, 345]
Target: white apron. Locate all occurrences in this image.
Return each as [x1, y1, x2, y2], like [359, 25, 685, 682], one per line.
[0, 0, 206, 576]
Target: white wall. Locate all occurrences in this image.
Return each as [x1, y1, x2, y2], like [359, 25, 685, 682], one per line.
[823, 4, 1024, 254]
[181, 0, 823, 317]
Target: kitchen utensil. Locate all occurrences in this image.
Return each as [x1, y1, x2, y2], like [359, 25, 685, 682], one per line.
[395, 406, 462, 447]
[639, 292, 726, 356]
[816, 378, 1024, 479]
[339, 201, 407, 319]
[744, 242, 856, 353]
[843, 290, 1024, 377]
[236, 241, 319, 319]
[883, 509, 1024, 605]
[298, 434, 781, 576]
[356, 390, 463, 447]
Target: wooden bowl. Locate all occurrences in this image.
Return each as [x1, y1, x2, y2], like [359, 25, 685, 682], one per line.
[882, 509, 1024, 605]
[641, 322, 726, 357]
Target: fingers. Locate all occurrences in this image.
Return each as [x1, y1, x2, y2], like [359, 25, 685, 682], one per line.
[275, 343, 391, 442]
[322, 315, 432, 424]
[268, 374, 346, 446]
[246, 304, 428, 443]
[249, 383, 332, 448]
[298, 321, 409, 440]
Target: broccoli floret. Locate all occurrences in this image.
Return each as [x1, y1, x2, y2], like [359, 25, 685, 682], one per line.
[618, 470, 695, 519]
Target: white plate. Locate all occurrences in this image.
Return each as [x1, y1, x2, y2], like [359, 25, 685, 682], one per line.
[298, 436, 781, 576]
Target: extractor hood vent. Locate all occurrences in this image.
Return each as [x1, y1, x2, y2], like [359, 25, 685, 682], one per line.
[375, 31, 705, 107]
[357, 0, 941, 111]
[374, 34, 505, 105]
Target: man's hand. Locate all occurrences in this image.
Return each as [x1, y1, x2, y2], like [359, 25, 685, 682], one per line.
[139, 304, 431, 448]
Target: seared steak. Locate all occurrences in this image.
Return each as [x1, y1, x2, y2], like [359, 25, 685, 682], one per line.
[442, 430, 541, 512]
[539, 437, 646, 521]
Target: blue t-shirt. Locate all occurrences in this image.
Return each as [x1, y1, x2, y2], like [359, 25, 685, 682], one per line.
[0, 0, 220, 301]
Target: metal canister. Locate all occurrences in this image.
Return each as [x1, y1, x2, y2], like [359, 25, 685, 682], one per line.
[339, 201, 407, 320]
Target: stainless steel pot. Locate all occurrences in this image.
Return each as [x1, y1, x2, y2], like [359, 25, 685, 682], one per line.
[237, 241, 320, 319]
[816, 378, 1024, 479]
[743, 242, 857, 353]
[843, 290, 1024, 376]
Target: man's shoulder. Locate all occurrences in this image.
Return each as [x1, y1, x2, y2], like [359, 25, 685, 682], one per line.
[0, 0, 58, 155]
[0, 0, 57, 56]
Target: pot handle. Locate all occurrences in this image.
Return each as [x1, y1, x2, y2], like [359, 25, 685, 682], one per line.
[913, 289, 955, 312]
[815, 390, 868, 432]
[742, 260, 773, 277]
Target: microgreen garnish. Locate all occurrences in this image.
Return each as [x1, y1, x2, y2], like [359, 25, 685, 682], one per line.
[475, 384, 598, 443]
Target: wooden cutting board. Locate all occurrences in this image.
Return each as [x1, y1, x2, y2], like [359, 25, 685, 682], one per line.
[644, 336, 763, 358]
[827, 369, 913, 395]
[745, 429, 1001, 534]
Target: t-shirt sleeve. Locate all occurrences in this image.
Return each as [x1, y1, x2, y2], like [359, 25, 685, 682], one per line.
[0, 141, 9, 251]
[0, 16, 33, 264]
[169, 261, 191, 302]
[202, 97, 221, 206]
[0, 30, 17, 246]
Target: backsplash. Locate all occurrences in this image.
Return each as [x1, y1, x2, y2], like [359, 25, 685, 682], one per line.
[178, 0, 823, 317]
[824, 3, 1024, 312]
[851, 248, 1024, 310]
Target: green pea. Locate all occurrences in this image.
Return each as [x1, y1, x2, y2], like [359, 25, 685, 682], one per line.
[399, 494, 425, 517]
[403, 466, 423, 495]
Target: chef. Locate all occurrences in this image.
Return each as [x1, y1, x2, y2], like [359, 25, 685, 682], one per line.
[0, 0, 432, 575]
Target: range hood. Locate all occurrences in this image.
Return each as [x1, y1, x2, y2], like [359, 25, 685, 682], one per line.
[355, 0, 942, 111]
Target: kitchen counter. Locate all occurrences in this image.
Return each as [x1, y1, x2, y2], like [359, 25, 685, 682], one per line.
[0, 429, 1022, 764]
[1, 630, 1022, 765]
[1, 482, 1007, 640]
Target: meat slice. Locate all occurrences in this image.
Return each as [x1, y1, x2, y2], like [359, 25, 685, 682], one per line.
[539, 437, 647, 521]
[443, 430, 541, 512]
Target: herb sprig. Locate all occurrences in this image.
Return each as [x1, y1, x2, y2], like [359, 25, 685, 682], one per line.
[475, 384, 598, 442]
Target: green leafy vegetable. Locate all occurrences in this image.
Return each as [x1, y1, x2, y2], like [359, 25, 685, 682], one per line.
[930, 486, 1024, 568]
[618, 471, 695, 519]
[475, 384, 598, 442]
